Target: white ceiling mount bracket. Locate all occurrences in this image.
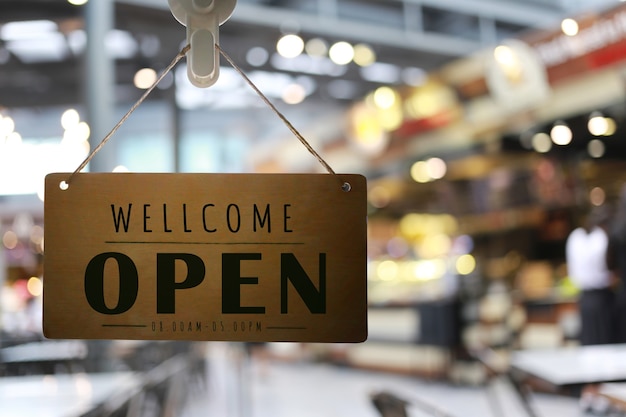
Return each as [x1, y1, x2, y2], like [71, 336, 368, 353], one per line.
[168, 0, 237, 88]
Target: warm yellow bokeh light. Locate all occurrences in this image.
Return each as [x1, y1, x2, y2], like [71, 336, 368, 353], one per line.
[413, 259, 446, 281]
[373, 87, 397, 110]
[588, 113, 608, 136]
[493, 45, 514, 66]
[420, 233, 452, 258]
[368, 185, 392, 209]
[377, 260, 399, 281]
[27, 277, 43, 297]
[493, 44, 523, 83]
[410, 161, 430, 183]
[456, 254, 476, 275]
[353, 43, 376, 67]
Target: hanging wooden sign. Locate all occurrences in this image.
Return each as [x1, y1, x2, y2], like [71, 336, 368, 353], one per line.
[43, 173, 367, 343]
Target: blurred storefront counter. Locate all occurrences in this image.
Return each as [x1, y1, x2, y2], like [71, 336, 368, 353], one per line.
[0, 371, 140, 417]
[0, 339, 204, 417]
[0, 340, 88, 375]
[323, 289, 580, 384]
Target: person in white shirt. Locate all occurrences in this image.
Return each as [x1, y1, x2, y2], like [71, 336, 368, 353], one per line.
[566, 205, 615, 345]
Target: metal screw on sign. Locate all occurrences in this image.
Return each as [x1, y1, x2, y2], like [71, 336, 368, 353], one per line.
[168, 0, 237, 87]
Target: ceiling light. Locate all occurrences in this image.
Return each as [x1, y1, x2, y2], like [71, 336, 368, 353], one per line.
[493, 45, 515, 67]
[588, 111, 616, 136]
[550, 121, 572, 145]
[276, 34, 304, 58]
[305, 38, 328, 57]
[588, 112, 608, 136]
[493, 44, 524, 83]
[134, 68, 158, 89]
[68, 0, 89, 5]
[588, 139, 605, 158]
[604, 118, 617, 136]
[329, 41, 354, 65]
[61, 109, 80, 130]
[353, 43, 376, 67]
[373, 87, 397, 110]
[532, 132, 552, 153]
[561, 18, 579, 36]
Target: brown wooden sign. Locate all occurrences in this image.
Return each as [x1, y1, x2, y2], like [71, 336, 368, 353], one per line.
[43, 173, 367, 342]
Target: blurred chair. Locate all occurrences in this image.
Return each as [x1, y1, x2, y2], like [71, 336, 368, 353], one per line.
[370, 390, 456, 417]
[474, 348, 540, 417]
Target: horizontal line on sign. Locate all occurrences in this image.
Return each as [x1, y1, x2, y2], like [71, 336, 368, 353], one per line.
[105, 241, 305, 245]
[266, 326, 307, 330]
[102, 324, 148, 328]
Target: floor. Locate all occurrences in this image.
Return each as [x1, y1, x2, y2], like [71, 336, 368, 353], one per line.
[181, 343, 595, 417]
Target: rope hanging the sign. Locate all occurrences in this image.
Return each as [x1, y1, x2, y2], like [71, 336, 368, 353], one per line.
[216, 45, 337, 177]
[67, 43, 342, 187]
[68, 44, 190, 184]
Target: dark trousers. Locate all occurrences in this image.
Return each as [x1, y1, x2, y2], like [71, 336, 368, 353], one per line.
[579, 288, 615, 346]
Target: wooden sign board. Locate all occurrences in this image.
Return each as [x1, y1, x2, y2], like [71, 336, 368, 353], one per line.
[43, 173, 367, 342]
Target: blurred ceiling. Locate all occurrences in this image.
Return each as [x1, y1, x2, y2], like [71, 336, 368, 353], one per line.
[0, 0, 616, 109]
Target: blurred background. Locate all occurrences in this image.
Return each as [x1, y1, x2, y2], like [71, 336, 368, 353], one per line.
[3, 0, 626, 416]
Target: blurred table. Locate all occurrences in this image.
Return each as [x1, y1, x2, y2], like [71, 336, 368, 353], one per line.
[0, 371, 139, 417]
[510, 344, 626, 391]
